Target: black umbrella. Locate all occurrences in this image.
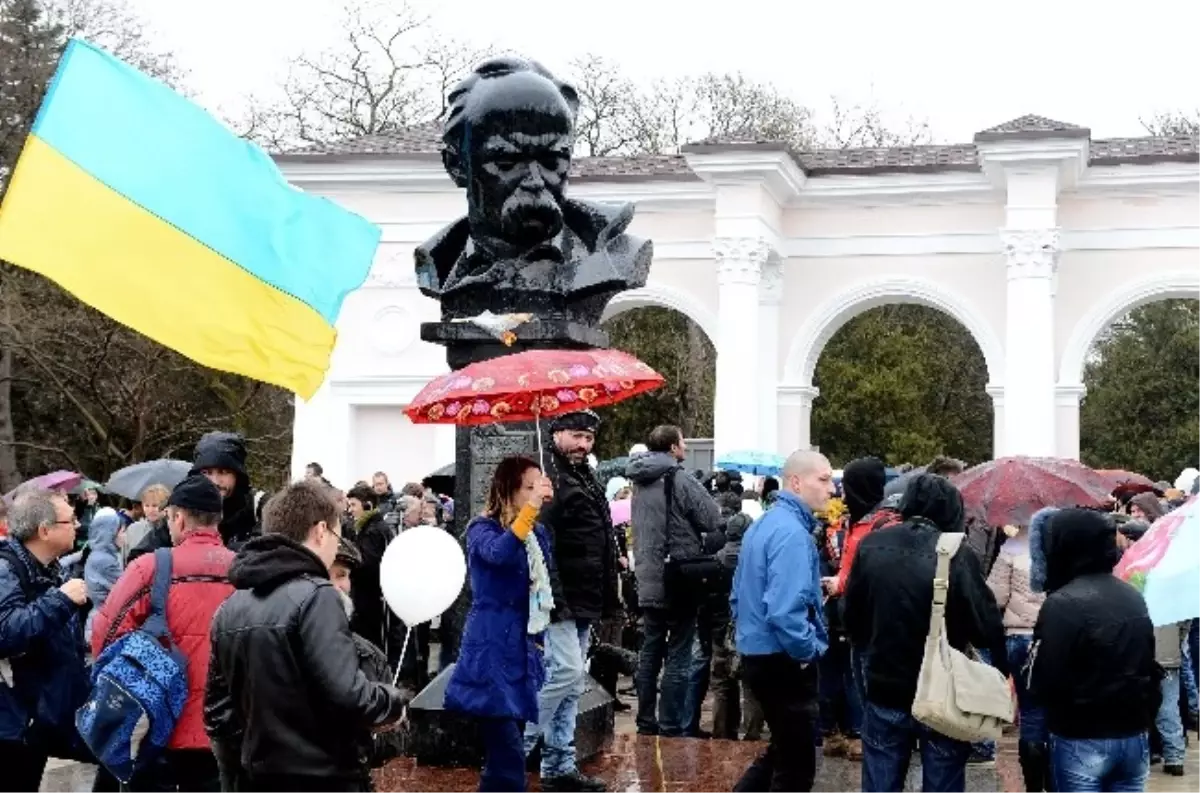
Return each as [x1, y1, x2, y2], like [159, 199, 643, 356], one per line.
[423, 463, 455, 497]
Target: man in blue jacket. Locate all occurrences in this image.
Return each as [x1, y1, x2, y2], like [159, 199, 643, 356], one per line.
[731, 450, 834, 792]
[0, 490, 91, 790]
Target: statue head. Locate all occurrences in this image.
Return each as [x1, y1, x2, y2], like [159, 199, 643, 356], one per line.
[442, 57, 579, 251]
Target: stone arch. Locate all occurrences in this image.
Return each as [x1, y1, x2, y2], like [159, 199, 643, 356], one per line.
[1058, 270, 1200, 388]
[782, 276, 1005, 388]
[601, 283, 719, 345]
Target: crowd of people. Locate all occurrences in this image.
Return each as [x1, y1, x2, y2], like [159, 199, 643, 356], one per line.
[0, 415, 1194, 793]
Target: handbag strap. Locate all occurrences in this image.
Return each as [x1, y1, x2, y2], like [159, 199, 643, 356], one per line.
[142, 548, 173, 639]
[928, 532, 964, 642]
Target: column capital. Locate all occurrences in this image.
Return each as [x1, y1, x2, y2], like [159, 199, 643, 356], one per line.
[759, 256, 783, 304]
[714, 236, 773, 286]
[1001, 227, 1060, 280]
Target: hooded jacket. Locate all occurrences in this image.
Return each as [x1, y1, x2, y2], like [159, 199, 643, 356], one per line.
[1028, 508, 1161, 739]
[843, 474, 1009, 711]
[627, 451, 723, 610]
[204, 535, 405, 781]
[191, 432, 259, 550]
[83, 508, 123, 644]
[832, 457, 895, 596]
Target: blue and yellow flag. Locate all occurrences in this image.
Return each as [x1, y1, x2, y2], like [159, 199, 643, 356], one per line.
[0, 39, 379, 399]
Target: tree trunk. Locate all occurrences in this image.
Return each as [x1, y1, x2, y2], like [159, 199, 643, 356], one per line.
[0, 340, 22, 491]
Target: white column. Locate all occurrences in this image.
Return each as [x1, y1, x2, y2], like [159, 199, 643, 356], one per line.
[758, 256, 783, 453]
[1055, 384, 1086, 460]
[713, 237, 769, 459]
[986, 384, 1005, 458]
[1001, 227, 1060, 457]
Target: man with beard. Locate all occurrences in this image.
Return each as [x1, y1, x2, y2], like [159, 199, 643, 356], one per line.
[413, 56, 651, 326]
[522, 409, 614, 792]
[190, 432, 259, 551]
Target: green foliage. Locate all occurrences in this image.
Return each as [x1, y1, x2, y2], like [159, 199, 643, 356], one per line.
[595, 307, 715, 460]
[811, 305, 993, 468]
[1080, 299, 1199, 482]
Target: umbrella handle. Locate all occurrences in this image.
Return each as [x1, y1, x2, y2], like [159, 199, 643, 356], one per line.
[536, 413, 545, 471]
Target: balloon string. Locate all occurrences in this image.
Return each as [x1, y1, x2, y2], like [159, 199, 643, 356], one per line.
[391, 624, 413, 687]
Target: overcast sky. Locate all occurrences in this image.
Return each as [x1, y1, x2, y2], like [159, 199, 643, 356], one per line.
[127, 0, 1197, 144]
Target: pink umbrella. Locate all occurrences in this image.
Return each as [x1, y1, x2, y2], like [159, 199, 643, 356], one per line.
[4, 470, 84, 503]
[610, 498, 631, 526]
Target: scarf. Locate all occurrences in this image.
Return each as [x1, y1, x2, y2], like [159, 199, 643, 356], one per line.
[525, 531, 554, 635]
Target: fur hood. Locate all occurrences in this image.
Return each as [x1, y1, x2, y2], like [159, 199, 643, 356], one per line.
[1028, 506, 1059, 593]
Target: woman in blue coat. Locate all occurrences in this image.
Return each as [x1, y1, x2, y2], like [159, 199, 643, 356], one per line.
[446, 455, 556, 792]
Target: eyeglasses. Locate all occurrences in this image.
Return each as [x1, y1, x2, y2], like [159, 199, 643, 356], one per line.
[54, 519, 77, 527]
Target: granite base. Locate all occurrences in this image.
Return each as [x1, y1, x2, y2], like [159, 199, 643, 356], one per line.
[404, 664, 615, 767]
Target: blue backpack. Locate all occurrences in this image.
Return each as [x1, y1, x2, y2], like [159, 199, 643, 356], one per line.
[75, 548, 188, 783]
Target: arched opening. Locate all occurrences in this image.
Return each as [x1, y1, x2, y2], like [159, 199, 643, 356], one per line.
[596, 305, 716, 463]
[1078, 297, 1199, 481]
[810, 304, 994, 468]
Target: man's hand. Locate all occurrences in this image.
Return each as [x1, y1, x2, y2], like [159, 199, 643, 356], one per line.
[58, 578, 88, 606]
[535, 476, 554, 504]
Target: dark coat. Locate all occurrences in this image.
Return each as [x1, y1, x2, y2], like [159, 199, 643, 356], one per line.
[0, 539, 90, 749]
[349, 510, 395, 654]
[445, 516, 553, 722]
[1028, 508, 1162, 739]
[204, 535, 404, 780]
[126, 517, 172, 564]
[540, 452, 618, 622]
[843, 474, 1009, 712]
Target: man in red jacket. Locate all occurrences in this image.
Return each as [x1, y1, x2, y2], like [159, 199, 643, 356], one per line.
[91, 475, 235, 791]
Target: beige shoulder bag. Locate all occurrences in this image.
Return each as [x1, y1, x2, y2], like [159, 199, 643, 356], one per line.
[910, 532, 1015, 743]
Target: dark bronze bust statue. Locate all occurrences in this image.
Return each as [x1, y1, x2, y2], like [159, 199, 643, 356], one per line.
[415, 57, 652, 326]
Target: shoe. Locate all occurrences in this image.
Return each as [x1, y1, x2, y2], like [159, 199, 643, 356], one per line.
[1163, 764, 1185, 777]
[845, 738, 863, 762]
[967, 747, 996, 767]
[540, 770, 607, 792]
[687, 729, 712, 740]
[1151, 753, 1163, 765]
[823, 733, 848, 757]
[612, 700, 631, 712]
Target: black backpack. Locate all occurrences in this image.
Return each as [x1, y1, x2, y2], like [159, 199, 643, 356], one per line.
[661, 468, 727, 603]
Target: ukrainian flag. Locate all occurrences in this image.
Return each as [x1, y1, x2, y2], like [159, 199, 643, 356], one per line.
[0, 39, 379, 399]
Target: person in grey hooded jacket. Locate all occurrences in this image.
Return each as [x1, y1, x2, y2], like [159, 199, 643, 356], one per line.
[82, 507, 124, 646]
[627, 425, 722, 736]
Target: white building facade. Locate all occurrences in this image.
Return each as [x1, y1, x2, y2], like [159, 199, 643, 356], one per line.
[277, 116, 1199, 487]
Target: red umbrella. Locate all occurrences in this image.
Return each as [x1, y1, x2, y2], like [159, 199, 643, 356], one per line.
[951, 456, 1114, 527]
[1097, 469, 1157, 489]
[405, 348, 663, 428]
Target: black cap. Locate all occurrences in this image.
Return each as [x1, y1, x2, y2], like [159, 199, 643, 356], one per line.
[166, 475, 224, 515]
[334, 535, 362, 568]
[550, 409, 600, 434]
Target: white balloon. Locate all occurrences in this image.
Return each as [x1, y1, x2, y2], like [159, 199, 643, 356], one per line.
[380, 525, 466, 627]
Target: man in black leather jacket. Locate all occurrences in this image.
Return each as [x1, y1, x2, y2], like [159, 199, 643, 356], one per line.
[204, 480, 406, 792]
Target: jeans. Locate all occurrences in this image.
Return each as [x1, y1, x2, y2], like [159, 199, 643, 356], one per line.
[480, 718, 526, 792]
[126, 749, 221, 792]
[818, 638, 863, 738]
[636, 604, 696, 737]
[684, 607, 716, 736]
[734, 655, 819, 792]
[861, 701, 971, 793]
[1007, 634, 1048, 744]
[1156, 670, 1186, 765]
[524, 619, 591, 777]
[1049, 733, 1149, 792]
[1182, 622, 1199, 714]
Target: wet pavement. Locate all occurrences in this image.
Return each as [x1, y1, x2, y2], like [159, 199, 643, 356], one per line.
[37, 729, 1200, 791]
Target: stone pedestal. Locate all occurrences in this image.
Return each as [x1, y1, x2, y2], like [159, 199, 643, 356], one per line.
[408, 318, 617, 766]
[405, 665, 615, 767]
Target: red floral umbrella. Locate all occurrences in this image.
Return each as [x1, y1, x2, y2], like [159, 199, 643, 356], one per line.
[404, 348, 664, 427]
[951, 456, 1115, 527]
